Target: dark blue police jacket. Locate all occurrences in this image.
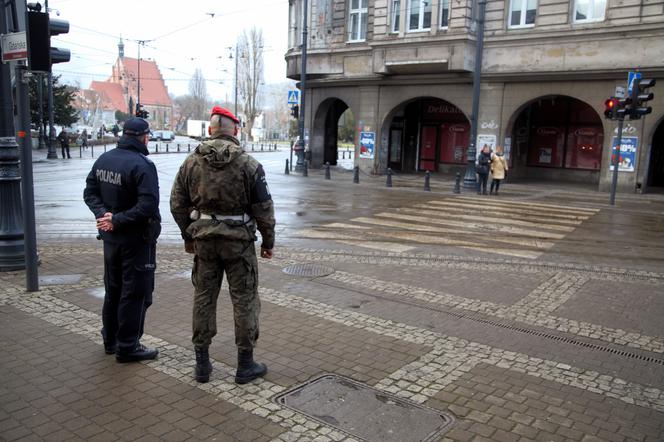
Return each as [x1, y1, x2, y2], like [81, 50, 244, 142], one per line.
[84, 136, 161, 244]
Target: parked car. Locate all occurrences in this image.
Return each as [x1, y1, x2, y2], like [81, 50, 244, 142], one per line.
[159, 130, 175, 141]
[149, 130, 161, 141]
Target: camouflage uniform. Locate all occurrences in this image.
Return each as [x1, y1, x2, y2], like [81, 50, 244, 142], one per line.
[170, 133, 275, 351]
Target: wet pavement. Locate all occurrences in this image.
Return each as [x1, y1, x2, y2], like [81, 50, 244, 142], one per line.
[1, 146, 664, 441]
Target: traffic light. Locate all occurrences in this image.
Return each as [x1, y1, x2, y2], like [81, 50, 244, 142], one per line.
[26, 10, 71, 73]
[135, 104, 149, 119]
[604, 98, 619, 119]
[630, 79, 656, 119]
[290, 105, 299, 119]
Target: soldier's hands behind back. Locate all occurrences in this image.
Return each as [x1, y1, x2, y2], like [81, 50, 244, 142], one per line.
[184, 240, 195, 254]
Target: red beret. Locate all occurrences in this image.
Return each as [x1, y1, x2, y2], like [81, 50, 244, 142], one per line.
[210, 106, 240, 124]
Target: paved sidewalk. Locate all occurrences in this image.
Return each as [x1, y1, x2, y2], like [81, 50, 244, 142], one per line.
[1, 234, 664, 441]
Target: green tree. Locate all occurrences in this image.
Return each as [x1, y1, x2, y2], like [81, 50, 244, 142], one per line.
[115, 110, 130, 123]
[29, 75, 78, 128]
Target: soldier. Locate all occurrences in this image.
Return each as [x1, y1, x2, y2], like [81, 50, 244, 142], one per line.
[170, 106, 275, 384]
[83, 117, 161, 363]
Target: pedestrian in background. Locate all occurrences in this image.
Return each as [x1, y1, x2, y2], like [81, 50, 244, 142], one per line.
[80, 129, 88, 150]
[476, 144, 492, 195]
[57, 128, 71, 159]
[490, 146, 508, 195]
[83, 117, 161, 363]
[170, 105, 275, 385]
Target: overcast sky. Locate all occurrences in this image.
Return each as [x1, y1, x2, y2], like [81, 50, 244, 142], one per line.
[49, 0, 292, 101]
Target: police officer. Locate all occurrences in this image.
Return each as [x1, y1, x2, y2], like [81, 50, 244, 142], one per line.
[170, 106, 275, 384]
[84, 117, 161, 363]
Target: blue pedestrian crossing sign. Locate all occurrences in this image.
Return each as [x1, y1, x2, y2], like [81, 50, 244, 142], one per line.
[287, 90, 300, 105]
[628, 71, 641, 94]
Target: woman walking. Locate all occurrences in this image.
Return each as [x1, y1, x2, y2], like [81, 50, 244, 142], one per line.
[476, 145, 492, 195]
[490, 146, 508, 195]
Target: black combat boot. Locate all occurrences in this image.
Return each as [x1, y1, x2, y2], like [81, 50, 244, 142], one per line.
[116, 343, 158, 363]
[195, 347, 213, 383]
[235, 349, 267, 384]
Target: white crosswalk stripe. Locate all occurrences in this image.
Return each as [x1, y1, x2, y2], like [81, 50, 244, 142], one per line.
[302, 196, 598, 259]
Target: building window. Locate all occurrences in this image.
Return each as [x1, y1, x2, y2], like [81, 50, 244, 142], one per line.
[509, 0, 536, 27]
[440, 0, 450, 28]
[574, 0, 606, 22]
[391, 0, 401, 32]
[408, 0, 431, 31]
[348, 0, 368, 42]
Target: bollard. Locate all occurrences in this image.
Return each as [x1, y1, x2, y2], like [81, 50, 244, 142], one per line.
[424, 170, 431, 191]
[353, 166, 360, 184]
[251, 143, 255, 151]
[91, 145, 94, 158]
[303, 160, 308, 177]
[177, 144, 180, 152]
[155, 144, 159, 153]
[79, 145, 82, 158]
[342, 150, 346, 160]
[166, 144, 169, 153]
[104, 144, 107, 153]
[325, 162, 331, 180]
[188, 144, 191, 152]
[285, 159, 290, 174]
[454, 172, 461, 194]
[386, 168, 393, 188]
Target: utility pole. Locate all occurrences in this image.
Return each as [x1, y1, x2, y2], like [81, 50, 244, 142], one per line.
[463, 0, 487, 189]
[0, 0, 27, 271]
[45, 0, 57, 159]
[37, 73, 46, 149]
[295, 0, 308, 171]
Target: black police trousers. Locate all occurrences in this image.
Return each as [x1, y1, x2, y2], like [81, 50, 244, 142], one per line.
[102, 241, 156, 354]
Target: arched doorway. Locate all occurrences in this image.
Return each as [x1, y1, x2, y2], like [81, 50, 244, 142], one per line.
[648, 119, 664, 190]
[508, 96, 604, 182]
[312, 98, 352, 167]
[385, 97, 470, 172]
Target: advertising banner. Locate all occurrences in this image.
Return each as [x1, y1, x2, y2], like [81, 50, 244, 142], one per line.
[610, 136, 637, 172]
[360, 131, 375, 159]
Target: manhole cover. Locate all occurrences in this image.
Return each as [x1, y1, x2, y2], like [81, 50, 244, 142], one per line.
[282, 263, 334, 277]
[275, 374, 454, 441]
[39, 274, 83, 285]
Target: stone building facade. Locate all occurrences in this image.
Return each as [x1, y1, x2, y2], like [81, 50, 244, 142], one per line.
[285, 0, 664, 192]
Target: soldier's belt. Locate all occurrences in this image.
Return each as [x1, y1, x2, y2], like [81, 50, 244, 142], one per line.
[200, 213, 252, 223]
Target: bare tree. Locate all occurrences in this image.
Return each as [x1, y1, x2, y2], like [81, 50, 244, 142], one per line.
[238, 27, 264, 141]
[189, 68, 208, 120]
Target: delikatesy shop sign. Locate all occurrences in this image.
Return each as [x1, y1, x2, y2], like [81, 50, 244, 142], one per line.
[1, 32, 28, 63]
[359, 132, 375, 159]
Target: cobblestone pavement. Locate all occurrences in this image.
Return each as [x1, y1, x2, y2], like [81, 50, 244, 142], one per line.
[2, 152, 663, 440]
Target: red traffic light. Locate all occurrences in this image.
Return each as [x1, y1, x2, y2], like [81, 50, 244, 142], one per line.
[605, 98, 618, 109]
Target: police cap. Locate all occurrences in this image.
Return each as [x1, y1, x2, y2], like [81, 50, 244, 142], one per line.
[211, 106, 240, 124]
[123, 117, 150, 136]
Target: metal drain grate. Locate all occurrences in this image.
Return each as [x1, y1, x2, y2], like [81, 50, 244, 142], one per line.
[282, 263, 335, 277]
[275, 374, 454, 441]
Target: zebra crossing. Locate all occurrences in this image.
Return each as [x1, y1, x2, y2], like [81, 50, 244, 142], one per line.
[299, 196, 599, 259]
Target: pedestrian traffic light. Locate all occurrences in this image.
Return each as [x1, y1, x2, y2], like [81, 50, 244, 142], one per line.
[604, 98, 619, 119]
[630, 79, 656, 119]
[290, 105, 299, 119]
[135, 103, 149, 119]
[26, 10, 71, 73]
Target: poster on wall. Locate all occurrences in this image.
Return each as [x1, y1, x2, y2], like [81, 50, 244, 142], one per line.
[360, 131, 375, 159]
[503, 137, 511, 162]
[476, 134, 496, 159]
[538, 148, 552, 164]
[609, 136, 638, 172]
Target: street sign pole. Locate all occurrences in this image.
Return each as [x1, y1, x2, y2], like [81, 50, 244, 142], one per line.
[16, 65, 39, 290]
[609, 117, 624, 206]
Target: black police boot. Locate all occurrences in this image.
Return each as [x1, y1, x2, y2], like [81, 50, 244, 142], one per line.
[116, 343, 158, 363]
[194, 347, 213, 383]
[235, 349, 267, 384]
